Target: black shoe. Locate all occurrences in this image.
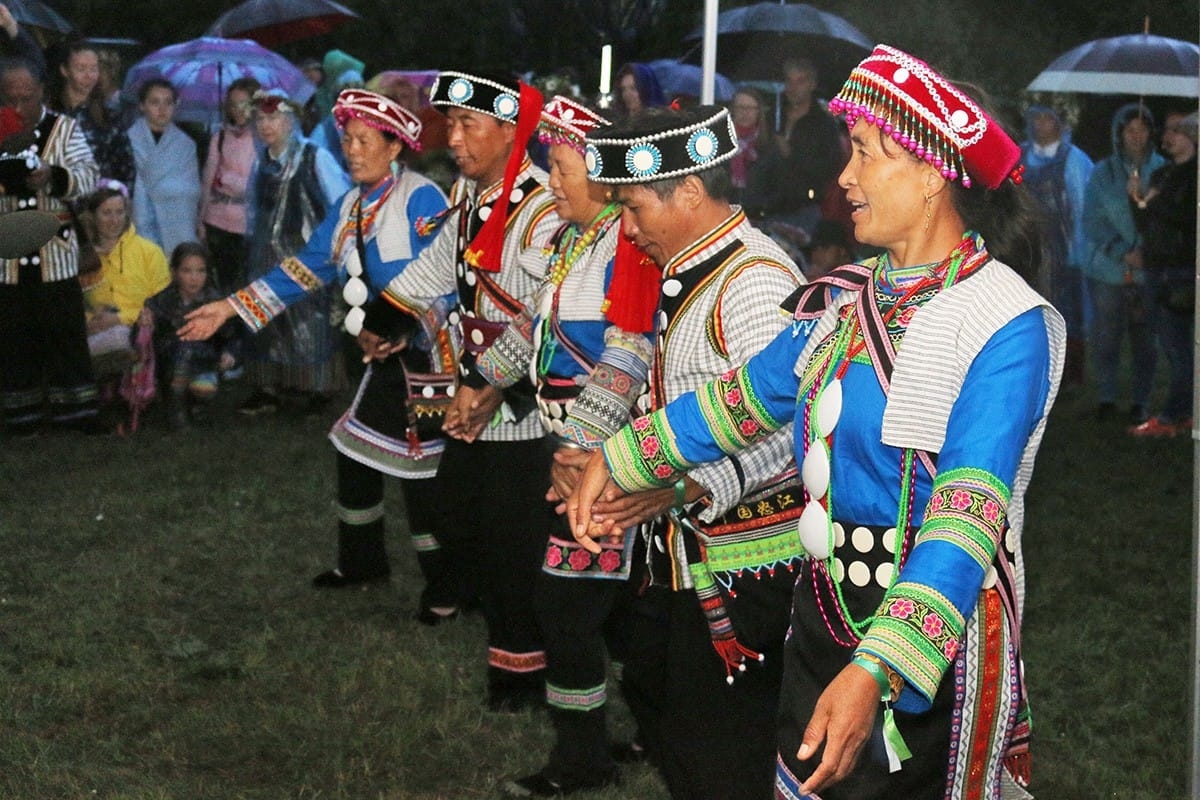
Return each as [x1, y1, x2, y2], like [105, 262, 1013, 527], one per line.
[501, 769, 618, 798]
[415, 607, 461, 626]
[609, 741, 649, 764]
[1095, 402, 1116, 422]
[311, 568, 390, 589]
[238, 390, 280, 416]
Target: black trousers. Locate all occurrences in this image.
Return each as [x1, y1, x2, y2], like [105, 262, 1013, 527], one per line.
[622, 574, 784, 800]
[434, 436, 556, 696]
[0, 268, 97, 433]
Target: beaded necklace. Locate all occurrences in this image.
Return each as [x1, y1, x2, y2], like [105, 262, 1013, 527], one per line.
[800, 232, 988, 645]
[334, 173, 397, 265]
[535, 203, 622, 375]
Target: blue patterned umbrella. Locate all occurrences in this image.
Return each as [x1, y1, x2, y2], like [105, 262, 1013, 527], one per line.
[122, 37, 316, 125]
[1027, 33, 1199, 97]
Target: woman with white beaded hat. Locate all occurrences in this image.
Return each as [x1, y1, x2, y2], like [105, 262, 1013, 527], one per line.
[179, 88, 461, 621]
[569, 45, 1065, 799]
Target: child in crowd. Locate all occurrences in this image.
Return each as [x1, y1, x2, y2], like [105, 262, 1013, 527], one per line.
[137, 242, 238, 429]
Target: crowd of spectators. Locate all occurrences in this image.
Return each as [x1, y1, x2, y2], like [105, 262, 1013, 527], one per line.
[0, 10, 1192, 446]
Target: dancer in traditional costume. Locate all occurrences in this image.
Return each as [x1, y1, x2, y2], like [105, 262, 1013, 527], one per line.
[444, 96, 657, 797]
[570, 45, 1064, 800]
[179, 89, 461, 619]
[564, 106, 805, 800]
[358, 71, 562, 709]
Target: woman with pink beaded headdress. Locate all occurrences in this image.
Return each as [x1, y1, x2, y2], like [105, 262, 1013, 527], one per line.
[568, 44, 1065, 799]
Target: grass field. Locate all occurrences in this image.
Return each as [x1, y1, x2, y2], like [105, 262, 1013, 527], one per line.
[0, 377, 1192, 800]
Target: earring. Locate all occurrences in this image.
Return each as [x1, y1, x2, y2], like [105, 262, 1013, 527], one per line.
[922, 194, 933, 233]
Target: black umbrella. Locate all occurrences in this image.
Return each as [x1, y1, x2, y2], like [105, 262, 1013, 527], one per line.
[683, 2, 873, 94]
[206, 0, 359, 49]
[1026, 32, 1199, 98]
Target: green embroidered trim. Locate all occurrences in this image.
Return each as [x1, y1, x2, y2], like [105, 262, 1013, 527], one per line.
[698, 366, 784, 454]
[860, 582, 965, 703]
[545, 681, 607, 711]
[604, 412, 688, 492]
[703, 529, 805, 575]
[337, 502, 384, 526]
[410, 532, 440, 553]
[920, 467, 1010, 571]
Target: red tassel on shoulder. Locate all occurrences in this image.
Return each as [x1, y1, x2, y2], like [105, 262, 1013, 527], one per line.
[466, 81, 544, 272]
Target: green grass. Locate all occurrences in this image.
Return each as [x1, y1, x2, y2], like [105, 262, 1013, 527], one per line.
[0, 380, 1192, 799]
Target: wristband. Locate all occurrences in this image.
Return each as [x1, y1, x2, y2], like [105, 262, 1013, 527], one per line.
[851, 655, 911, 773]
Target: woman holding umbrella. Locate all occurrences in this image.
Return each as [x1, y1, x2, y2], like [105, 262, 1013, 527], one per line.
[569, 45, 1064, 799]
[178, 89, 460, 622]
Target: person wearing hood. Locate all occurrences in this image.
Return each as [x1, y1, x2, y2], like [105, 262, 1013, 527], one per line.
[1080, 103, 1165, 424]
[1128, 110, 1198, 438]
[312, 49, 364, 121]
[611, 62, 664, 119]
[1020, 102, 1093, 387]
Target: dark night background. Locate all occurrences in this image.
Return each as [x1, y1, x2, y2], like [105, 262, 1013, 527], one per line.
[51, 0, 1200, 157]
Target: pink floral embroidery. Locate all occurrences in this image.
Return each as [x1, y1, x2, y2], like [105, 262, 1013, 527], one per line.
[654, 464, 675, 479]
[889, 598, 915, 619]
[739, 418, 759, 436]
[897, 306, 916, 326]
[929, 494, 944, 513]
[725, 387, 742, 405]
[632, 416, 652, 431]
[545, 547, 563, 568]
[598, 550, 621, 573]
[944, 638, 959, 660]
[568, 547, 593, 571]
[922, 613, 944, 638]
[640, 435, 660, 458]
[981, 500, 1000, 524]
[950, 490, 972, 511]
[720, 368, 737, 381]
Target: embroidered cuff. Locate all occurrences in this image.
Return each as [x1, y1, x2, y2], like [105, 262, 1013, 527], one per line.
[230, 280, 285, 332]
[603, 412, 691, 493]
[859, 582, 965, 708]
[475, 321, 533, 389]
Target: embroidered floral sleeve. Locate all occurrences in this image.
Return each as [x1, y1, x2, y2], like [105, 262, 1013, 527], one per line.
[857, 466, 1011, 708]
[559, 328, 652, 449]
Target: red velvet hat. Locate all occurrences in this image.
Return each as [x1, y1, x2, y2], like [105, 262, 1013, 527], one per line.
[829, 45, 1021, 190]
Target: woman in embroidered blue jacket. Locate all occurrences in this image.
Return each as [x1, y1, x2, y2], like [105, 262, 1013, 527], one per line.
[178, 89, 458, 619]
[569, 46, 1065, 800]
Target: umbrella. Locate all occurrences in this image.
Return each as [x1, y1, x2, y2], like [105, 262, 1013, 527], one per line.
[647, 59, 736, 103]
[206, 0, 359, 49]
[5, 0, 74, 44]
[1026, 33, 1199, 97]
[122, 37, 316, 125]
[682, 2, 873, 94]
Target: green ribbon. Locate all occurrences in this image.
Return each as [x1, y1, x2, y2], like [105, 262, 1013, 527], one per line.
[852, 656, 912, 772]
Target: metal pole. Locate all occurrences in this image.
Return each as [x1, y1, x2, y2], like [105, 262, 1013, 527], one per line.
[700, 0, 718, 105]
[1190, 109, 1200, 800]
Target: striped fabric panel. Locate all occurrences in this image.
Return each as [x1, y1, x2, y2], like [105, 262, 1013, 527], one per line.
[487, 647, 547, 673]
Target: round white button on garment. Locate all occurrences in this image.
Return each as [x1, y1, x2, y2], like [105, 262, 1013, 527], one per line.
[662, 278, 682, 297]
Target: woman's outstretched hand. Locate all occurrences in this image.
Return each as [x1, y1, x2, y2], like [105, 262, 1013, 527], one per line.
[179, 300, 236, 341]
